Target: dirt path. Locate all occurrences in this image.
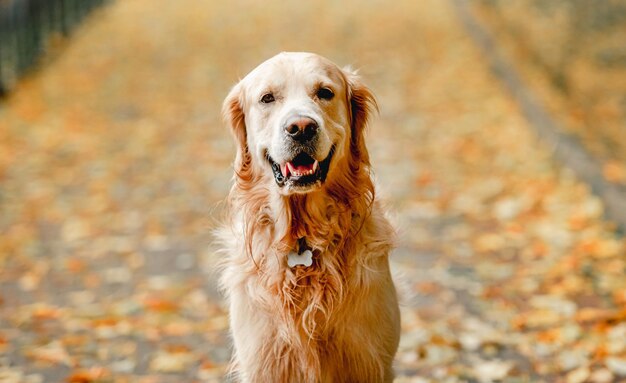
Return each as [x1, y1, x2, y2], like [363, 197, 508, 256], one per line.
[1, 1, 625, 382]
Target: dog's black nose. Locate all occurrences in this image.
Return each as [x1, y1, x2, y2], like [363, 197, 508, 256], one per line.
[284, 117, 318, 143]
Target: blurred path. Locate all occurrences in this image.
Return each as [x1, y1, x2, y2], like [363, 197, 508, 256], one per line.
[453, 0, 626, 234]
[0, 1, 624, 382]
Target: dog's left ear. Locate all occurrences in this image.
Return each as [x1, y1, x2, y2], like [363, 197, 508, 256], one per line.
[222, 82, 254, 181]
[343, 68, 378, 166]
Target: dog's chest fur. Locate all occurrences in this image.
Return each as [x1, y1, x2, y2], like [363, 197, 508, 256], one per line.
[224, 192, 361, 330]
[278, 243, 351, 335]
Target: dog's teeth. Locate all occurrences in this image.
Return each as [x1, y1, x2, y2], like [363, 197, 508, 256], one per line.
[284, 161, 317, 177]
[286, 162, 295, 176]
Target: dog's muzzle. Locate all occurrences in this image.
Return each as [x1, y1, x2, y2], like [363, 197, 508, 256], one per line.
[266, 146, 335, 190]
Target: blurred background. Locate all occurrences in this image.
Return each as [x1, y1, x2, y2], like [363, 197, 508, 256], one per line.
[0, 1, 625, 382]
[475, 0, 626, 184]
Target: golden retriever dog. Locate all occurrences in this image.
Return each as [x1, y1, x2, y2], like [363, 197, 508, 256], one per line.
[218, 52, 400, 383]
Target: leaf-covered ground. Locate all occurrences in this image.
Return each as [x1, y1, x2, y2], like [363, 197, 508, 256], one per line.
[473, 0, 626, 187]
[0, 1, 625, 382]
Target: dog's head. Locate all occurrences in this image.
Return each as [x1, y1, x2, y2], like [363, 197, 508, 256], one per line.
[223, 52, 376, 196]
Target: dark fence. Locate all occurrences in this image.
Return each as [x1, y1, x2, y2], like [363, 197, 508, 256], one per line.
[0, 0, 107, 96]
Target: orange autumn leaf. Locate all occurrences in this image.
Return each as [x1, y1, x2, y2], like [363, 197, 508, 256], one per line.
[66, 367, 110, 383]
[66, 258, 88, 273]
[603, 161, 626, 184]
[143, 297, 179, 313]
[575, 307, 613, 324]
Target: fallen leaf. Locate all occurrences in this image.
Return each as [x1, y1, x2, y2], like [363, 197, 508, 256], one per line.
[603, 161, 626, 184]
[566, 366, 590, 383]
[606, 356, 626, 377]
[149, 346, 196, 373]
[27, 341, 73, 366]
[66, 367, 110, 383]
[472, 359, 514, 383]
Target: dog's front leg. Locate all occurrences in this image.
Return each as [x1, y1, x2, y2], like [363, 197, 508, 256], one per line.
[228, 289, 271, 382]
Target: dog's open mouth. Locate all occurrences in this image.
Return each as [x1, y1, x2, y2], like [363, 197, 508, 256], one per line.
[267, 147, 334, 189]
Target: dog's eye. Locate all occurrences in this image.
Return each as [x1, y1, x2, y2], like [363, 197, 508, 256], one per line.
[316, 87, 334, 100]
[260, 93, 275, 104]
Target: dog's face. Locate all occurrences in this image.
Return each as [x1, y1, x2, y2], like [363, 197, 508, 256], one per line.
[224, 52, 375, 195]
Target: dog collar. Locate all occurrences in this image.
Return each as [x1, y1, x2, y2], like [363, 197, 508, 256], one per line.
[287, 237, 313, 268]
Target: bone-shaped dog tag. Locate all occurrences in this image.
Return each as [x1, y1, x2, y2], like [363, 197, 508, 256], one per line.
[288, 249, 313, 268]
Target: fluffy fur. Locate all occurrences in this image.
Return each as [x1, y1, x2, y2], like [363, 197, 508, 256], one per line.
[218, 52, 400, 383]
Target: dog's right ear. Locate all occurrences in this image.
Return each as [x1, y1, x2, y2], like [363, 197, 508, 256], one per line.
[222, 83, 252, 180]
[223, 83, 247, 158]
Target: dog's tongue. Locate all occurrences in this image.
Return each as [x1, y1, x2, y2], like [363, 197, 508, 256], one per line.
[292, 163, 313, 173]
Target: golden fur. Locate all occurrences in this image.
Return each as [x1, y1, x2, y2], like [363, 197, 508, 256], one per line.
[218, 52, 400, 383]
